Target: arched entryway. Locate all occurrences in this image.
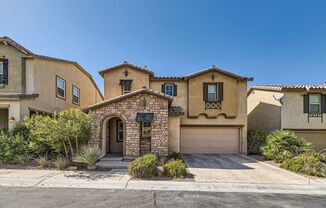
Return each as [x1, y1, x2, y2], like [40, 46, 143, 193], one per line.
[101, 116, 126, 156]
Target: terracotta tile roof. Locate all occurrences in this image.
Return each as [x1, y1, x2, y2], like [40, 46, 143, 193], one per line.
[168, 106, 184, 116]
[150, 76, 184, 81]
[99, 61, 155, 77]
[249, 83, 326, 94]
[184, 65, 253, 81]
[0, 36, 103, 100]
[85, 87, 173, 111]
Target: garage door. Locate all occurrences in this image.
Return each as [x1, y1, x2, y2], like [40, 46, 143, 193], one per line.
[181, 127, 240, 154]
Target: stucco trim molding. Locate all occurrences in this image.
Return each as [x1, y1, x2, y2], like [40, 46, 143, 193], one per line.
[283, 128, 326, 132]
[180, 124, 244, 127]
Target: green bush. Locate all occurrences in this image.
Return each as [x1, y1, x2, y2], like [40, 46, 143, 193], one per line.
[163, 160, 187, 178]
[247, 129, 267, 154]
[281, 152, 326, 177]
[262, 130, 314, 163]
[13, 154, 31, 165]
[73, 146, 102, 168]
[0, 131, 29, 163]
[169, 152, 183, 161]
[23, 109, 93, 159]
[11, 122, 30, 142]
[54, 156, 70, 170]
[128, 154, 158, 178]
[37, 156, 50, 168]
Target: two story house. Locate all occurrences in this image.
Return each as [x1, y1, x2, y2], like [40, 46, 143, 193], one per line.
[86, 62, 252, 158]
[0, 36, 103, 129]
[248, 84, 326, 151]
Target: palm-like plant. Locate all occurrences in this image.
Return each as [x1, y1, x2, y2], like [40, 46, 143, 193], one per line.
[73, 146, 102, 170]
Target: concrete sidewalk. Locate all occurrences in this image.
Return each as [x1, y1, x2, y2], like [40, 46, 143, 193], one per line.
[0, 169, 326, 195]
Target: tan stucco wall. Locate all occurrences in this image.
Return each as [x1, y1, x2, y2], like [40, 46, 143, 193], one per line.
[168, 116, 181, 153]
[103, 67, 150, 99]
[247, 90, 282, 133]
[281, 92, 326, 129]
[188, 72, 238, 118]
[294, 131, 326, 151]
[149, 80, 187, 109]
[0, 43, 26, 93]
[23, 58, 102, 114]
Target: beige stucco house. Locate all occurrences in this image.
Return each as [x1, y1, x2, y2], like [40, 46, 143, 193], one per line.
[86, 62, 252, 158]
[248, 84, 326, 151]
[0, 36, 103, 129]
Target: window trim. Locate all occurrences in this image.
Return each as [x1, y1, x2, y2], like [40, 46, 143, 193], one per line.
[309, 93, 321, 114]
[164, 83, 174, 96]
[72, 85, 80, 105]
[120, 79, 132, 94]
[116, 120, 124, 142]
[56, 75, 66, 100]
[207, 83, 218, 102]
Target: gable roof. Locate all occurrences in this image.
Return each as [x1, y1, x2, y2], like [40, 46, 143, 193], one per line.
[184, 66, 253, 81]
[99, 61, 155, 77]
[248, 83, 326, 95]
[85, 87, 173, 111]
[0, 36, 104, 100]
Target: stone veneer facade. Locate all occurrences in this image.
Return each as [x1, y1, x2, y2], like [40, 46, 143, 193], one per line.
[90, 93, 169, 157]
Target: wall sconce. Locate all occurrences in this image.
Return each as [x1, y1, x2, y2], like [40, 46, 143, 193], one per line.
[211, 73, 216, 80]
[9, 116, 16, 124]
[123, 70, 129, 77]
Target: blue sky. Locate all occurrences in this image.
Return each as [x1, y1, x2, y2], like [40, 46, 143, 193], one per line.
[1, 0, 326, 92]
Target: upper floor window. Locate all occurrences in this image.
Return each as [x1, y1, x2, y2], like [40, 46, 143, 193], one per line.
[0, 59, 8, 85]
[72, 86, 80, 105]
[119, 80, 132, 94]
[165, 84, 174, 96]
[309, 94, 321, 114]
[161, 83, 177, 96]
[207, 84, 217, 101]
[56, 76, 66, 99]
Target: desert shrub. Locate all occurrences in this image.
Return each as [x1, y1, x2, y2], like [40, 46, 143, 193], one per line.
[261, 130, 314, 163]
[13, 154, 32, 165]
[0, 131, 29, 163]
[73, 146, 102, 168]
[281, 152, 326, 177]
[169, 152, 183, 161]
[247, 129, 267, 154]
[128, 154, 158, 178]
[54, 156, 70, 170]
[23, 109, 93, 159]
[37, 156, 50, 168]
[163, 160, 187, 178]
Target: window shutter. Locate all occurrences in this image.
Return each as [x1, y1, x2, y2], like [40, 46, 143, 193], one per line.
[322, 95, 326, 113]
[218, 82, 224, 101]
[173, 84, 177, 96]
[161, 84, 165, 93]
[303, 94, 309, 113]
[3, 59, 8, 85]
[203, 83, 208, 101]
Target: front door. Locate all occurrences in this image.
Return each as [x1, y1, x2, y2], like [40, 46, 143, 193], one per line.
[107, 118, 123, 154]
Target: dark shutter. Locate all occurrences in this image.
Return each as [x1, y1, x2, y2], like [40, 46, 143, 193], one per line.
[203, 83, 208, 101]
[3, 59, 8, 85]
[322, 95, 326, 113]
[161, 84, 165, 93]
[173, 84, 177, 96]
[218, 82, 224, 101]
[303, 94, 309, 113]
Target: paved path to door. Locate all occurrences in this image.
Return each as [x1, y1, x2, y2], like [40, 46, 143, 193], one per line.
[183, 154, 326, 185]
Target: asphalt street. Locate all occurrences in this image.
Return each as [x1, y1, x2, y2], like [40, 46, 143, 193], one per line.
[0, 187, 325, 208]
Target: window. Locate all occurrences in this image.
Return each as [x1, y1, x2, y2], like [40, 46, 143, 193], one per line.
[141, 122, 151, 138]
[0, 62, 3, 75]
[120, 80, 132, 94]
[56, 76, 66, 99]
[0, 59, 8, 85]
[207, 84, 217, 101]
[165, 84, 174, 96]
[309, 94, 321, 114]
[72, 86, 80, 105]
[116, 120, 123, 142]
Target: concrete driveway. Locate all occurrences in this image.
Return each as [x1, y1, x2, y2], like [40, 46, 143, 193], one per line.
[183, 154, 323, 185]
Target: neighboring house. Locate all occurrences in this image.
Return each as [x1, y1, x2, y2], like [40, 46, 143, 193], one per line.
[0, 36, 103, 129]
[86, 61, 252, 158]
[248, 84, 326, 151]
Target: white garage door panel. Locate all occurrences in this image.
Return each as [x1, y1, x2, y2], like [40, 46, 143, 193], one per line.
[181, 127, 239, 154]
